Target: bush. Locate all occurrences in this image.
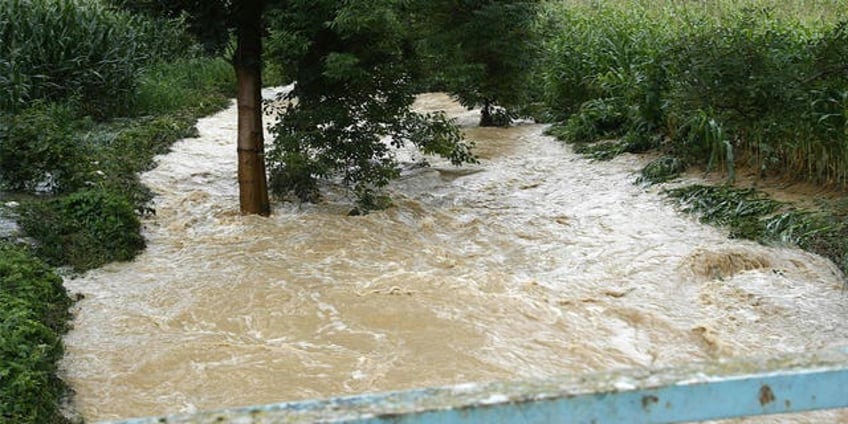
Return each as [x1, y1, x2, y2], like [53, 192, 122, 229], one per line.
[0, 102, 93, 194]
[0, 243, 73, 424]
[18, 189, 145, 271]
[549, 98, 629, 144]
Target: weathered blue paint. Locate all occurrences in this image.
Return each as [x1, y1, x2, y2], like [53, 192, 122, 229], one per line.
[107, 347, 848, 424]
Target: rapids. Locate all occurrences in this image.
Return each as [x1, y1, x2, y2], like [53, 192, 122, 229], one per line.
[60, 91, 848, 422]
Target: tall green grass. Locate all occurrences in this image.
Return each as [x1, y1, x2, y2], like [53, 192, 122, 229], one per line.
[0, 0, 188, 117]
[539, 0, 848, 187]
[133, 57, 236, 116]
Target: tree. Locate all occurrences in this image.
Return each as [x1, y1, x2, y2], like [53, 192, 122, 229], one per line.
[263, 0, 476, 211]
[113, 0, 480, 213]
[232, 0, 271, 216]
[415, 0, 541, 126]
[109, 0, 270, 215]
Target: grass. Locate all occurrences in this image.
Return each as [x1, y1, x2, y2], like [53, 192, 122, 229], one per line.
[0, 0, 188, 117]
[133, 57, 236, 116]
[557, 0, 848, 25]
[539, 0, 848, 188]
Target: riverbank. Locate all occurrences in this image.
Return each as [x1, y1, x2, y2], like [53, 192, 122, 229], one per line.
[1, 56, 236, 423]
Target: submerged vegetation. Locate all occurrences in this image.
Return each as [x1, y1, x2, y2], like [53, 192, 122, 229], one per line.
[667, 185, 848, 276]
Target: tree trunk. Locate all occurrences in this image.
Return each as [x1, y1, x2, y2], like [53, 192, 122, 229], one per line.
[233, 0, 270, 216]
[479, 100, 493, 127]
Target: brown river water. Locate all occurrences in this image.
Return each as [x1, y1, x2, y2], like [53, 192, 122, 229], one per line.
[61, 91, 848, 422]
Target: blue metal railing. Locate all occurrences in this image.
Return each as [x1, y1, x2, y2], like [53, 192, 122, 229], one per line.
[108, 347, 848, 423]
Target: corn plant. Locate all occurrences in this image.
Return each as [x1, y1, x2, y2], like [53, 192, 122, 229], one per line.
[539, 0, 848, 188]
[0, 0, 188, 118]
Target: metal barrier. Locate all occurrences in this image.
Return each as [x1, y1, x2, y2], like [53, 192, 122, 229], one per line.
[109, 347, 848, 423]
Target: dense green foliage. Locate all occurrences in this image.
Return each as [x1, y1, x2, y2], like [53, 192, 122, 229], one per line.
[416, 0, 542, 126]
[19, 189, 146, 271]
[0, 0, 188, 117]
[265, 0, 476, 210]
[668, 185, 848, 276]
[0, 1, 238, 420]
[538, 1, 848, 188]
[0, 0, 235, 269]
[105, 0, 232, 53]
[0, 102, 92, 193]
[0, 243, 73, 424]
[1, 57, 234, 268]
[0, 0, 234, 198]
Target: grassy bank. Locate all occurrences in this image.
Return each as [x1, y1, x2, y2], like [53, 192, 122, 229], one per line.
[0, 0, 237, 421]
[538, 0, 847, 278]
[0, 243, 74, 423]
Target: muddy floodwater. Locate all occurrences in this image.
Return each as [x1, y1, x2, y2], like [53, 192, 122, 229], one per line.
[61, 91, 848, 422]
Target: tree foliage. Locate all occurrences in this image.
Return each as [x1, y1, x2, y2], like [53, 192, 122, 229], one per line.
[264, 0, 476, 210]
[415, 0, 542, 126]
[105, 0, 231, 52]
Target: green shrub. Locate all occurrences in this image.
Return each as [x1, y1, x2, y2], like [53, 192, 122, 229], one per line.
[555, 98, 629, 144]
[0, 102, 93, 194]
[19, 189, 145, 271]
[0, 243, 73, 424]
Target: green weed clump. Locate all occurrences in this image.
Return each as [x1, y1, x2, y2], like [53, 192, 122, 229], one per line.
[0, 102, 92, 193]
[0, 243, 73, 424]
[18, 189, 145, 272]
[133, 57, 236, 116]
[637, 156, 685, 185]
